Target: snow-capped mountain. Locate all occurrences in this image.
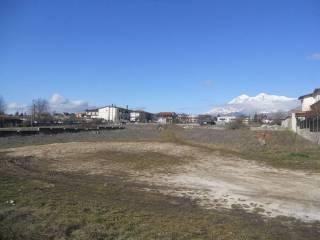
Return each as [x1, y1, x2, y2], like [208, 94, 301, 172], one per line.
[208, 93, 300, 115]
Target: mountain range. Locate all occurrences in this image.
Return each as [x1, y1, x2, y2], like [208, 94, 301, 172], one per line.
[208, 93, 300, 116]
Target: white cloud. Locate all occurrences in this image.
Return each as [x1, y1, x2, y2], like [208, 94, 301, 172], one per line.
[307, 53, 320, 60]
[6, 94, 89, 114]
[7, 102, 27, 113]
[49, 94, 89, 113]
[208, 93, 300, 115]
[7, 102, 20, 109]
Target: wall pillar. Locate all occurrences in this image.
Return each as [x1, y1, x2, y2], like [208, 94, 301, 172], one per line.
[291, 113, 297, 132]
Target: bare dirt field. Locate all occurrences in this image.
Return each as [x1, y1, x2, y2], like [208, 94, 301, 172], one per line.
[1, 125, 320, 239]
[5, 141, 320, 222]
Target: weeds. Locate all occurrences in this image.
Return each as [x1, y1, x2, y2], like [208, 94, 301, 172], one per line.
[1, 129, 320, 239]
[169, 127, 320, 172]
[1, 160, 320, 240]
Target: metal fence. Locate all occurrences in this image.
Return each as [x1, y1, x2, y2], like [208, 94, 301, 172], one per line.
[297, 116, 320, 132]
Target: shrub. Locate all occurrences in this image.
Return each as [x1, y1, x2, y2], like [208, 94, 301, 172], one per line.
[227, 117, 248, 130]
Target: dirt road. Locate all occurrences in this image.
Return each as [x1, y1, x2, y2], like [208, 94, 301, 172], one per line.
[4, 141, 320, 221]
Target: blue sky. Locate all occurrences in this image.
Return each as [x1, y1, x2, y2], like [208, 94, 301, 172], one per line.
[0, 0, 319, 113]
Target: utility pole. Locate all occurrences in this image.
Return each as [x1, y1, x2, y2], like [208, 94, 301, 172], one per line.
[31, 103, 35, 127]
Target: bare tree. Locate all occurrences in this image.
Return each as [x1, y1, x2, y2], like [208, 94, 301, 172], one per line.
[0, 95, 6, 114]
[30, 98, 50, 123]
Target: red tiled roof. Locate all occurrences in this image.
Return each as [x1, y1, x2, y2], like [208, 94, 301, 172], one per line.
[295, 111, 319, 117]
[158, 112, 175, 117]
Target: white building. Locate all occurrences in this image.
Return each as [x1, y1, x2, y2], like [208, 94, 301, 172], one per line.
[298, 88, 320, 111]
[285, 88, 320, 132]
[130, 112, 140, 122]
[130, 111, 153, 123]
[97, 105, 130, 123]
[85, 109, 99, 119]
[216, 116, 236, 125]
[76, 109, 98, 119]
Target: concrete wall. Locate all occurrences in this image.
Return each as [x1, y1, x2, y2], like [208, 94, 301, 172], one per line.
[281, 113, 320, 144]
[296, 127, 320, 144]
[281, 117, 292, 129]
[291, 113, 297, 132]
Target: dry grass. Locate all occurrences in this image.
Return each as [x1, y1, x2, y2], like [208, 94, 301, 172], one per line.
[1, 125, 320, 239]
[167, 127, 320, 172]
[1, 124, 320, 171]
[81, 150, 186, 172]
[1, 154, 320, 240]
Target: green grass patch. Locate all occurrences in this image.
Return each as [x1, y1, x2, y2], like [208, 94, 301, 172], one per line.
[288, 152, 310, 159]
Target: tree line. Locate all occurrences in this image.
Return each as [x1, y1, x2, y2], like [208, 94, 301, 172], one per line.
[0, 95, 50, 117]
[0, 95, 86, 127]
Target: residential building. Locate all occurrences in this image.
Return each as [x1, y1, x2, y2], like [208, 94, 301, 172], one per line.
[85, 109, 99, 119]
[290, 88, 320, 132]
[130, 110, 153, 123]
[76, 109, 98, 119]
[176, 113, 189, 124]
[176, 114, 199, 124]
[298, 88, 320, 111]
[98, 105, 130, 123]
[198, 114, 215, 125]
[188, 114, 199, 124]
[284, 88, 320, 144]
[76, 112, 86, 118]
[216, 116, 236, 125]
[157, 112, 176, 124]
